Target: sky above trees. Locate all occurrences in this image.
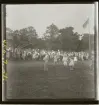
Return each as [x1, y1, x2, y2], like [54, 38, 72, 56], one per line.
[6, 4, 94, 37]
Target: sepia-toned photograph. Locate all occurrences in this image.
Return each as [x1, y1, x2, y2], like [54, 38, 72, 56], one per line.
[3, 4, 95, 99]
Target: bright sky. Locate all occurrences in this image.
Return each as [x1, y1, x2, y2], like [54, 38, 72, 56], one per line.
[6, 4, 95, 37]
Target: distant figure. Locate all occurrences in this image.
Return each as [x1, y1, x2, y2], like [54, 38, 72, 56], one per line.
[74, 56, 78, 64]
[69, 58, 74, 70]
[54, 54, 58, 65]
[62, 55, 68, 67]
[23, 51, 26, 60]
[43, 54, 49, 71]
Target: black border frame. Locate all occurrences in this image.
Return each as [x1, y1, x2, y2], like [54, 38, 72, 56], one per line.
[1, 1, 99, 104]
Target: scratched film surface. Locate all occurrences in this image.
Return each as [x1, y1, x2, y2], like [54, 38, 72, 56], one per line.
[5, 4, 95, 99]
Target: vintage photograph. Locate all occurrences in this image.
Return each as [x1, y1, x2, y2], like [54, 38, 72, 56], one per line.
[4, 4, 95, 99]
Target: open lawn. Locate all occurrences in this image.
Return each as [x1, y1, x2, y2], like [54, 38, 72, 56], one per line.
[6, 60, 95, 99]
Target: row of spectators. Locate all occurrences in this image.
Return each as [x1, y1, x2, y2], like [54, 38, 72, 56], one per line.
[6, 47, 92, 62]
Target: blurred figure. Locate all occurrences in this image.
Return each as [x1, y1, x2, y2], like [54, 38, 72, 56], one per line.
[62, 54, 68, 67]
[74, 56, 78, 64]
[54, 54, 58, 65]
[43, 53, 49, 71]
[69, 57, 74, 70]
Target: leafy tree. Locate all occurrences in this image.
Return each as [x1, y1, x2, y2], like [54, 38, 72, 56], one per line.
[44, 23, 59, 40]
[43, 23, 59, 50]
[19, 26, 38, 43]
[6, 25, 94, 51]
[59, 27, 77, 51]
[6, 28, 13, 47]
[12, 30, 21, 47]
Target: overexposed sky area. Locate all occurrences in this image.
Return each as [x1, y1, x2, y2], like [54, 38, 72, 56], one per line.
[6, 4, 95, 37]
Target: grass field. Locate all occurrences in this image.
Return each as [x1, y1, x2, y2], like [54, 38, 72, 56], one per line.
[6, 60, 95, 99]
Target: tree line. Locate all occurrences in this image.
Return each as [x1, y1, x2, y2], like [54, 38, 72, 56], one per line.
[6, 23, 94, 51]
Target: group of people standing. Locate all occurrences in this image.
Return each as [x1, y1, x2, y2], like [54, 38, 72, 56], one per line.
[6, 47, 92, 70]
[43, 50, 90, 70]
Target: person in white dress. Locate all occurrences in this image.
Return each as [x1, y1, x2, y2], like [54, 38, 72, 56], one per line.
[43, 53, 49, 71]
[74, 56, 78, 64]
[23, 50, 26, 60]
[69, 57, 74, 70]
[62, 54, 68, 67]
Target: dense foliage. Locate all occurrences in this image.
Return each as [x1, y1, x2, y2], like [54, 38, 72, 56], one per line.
[6, 24, 94, 51]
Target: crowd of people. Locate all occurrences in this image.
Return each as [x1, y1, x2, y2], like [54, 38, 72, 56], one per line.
[6, 47, 90, 61]
[7, 48, 89, 61]
[6, 47, 95, 70]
